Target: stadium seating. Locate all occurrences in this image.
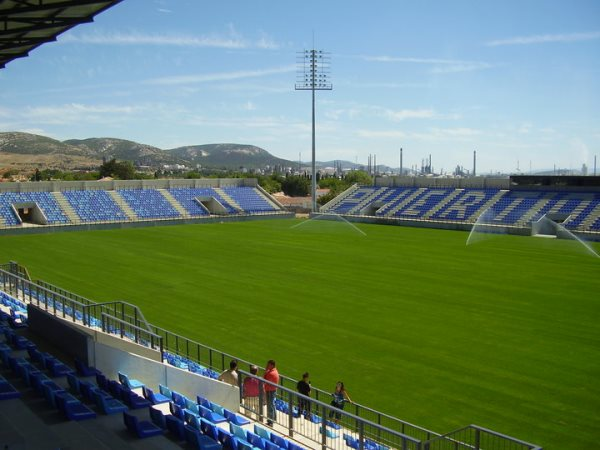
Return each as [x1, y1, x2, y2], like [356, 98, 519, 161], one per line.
[123, 411, 164, 438]
[118, 189, 181, 219]
[0, 191, 69, 226]
[168, 187, 237, 215]
[221, 187, 278, 213]
[322, 186, 600, 233]
[63, 189, 128, 222]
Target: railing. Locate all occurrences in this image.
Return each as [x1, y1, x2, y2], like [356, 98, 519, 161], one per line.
[0, 268, 162, 354]
[238, 369, 424, 450]
[100, 312, 162, 352]
[0, 262, 542, 450]
[423, 425, 542, 450]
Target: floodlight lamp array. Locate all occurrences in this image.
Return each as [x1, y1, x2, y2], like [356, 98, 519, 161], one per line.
[295, 49, 332, 91]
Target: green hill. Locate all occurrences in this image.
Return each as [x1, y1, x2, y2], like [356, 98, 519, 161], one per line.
[0, 132, 294, 171]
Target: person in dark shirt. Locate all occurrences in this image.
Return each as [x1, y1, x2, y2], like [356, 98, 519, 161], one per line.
[296, 372, 311, 417]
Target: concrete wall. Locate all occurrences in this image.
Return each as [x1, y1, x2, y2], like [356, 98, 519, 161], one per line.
[310, 213, 532, 236]
[93, 341, 239, 410]
[27, 303, 240, 410]
[0, 211, 294, 236]
[375, 176, 510, 189]
[0, 178, 258, 193]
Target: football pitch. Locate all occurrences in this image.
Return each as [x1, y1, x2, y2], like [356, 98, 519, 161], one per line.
[1, 218, 599, 449]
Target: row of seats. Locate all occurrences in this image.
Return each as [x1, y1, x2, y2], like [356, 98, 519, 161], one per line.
[0, 291, 28, 328]
[119, 189, 181, 219]
[164, 351, 220, 379]
[1, 289, 389, 450]
[324, 187, 600, 231]
[222, 187, 278, 213]
[0, 191, 69, 226]
[0, 187, 282, 227]
[1, 325, 97, 421]
[63, 190, 128, 222]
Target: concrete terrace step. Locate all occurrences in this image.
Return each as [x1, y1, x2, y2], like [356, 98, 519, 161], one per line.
[158, 189, 188, 217]
[467, 190, 507, 223]
[213, 187, 243, 212]
[386, 188, 426, 217]
[51, 191, 78, 223]
[422, 189, 462, 219]
[107, 190, 138, 220]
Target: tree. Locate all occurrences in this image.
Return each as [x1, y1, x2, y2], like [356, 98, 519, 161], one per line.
[281, 175, 310, 197]
[99, 158, 135, 180]
[344, 170, 372, 185]
[258, 174, 283, 194]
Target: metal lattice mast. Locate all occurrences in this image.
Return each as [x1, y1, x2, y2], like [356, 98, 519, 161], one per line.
[296, 49, 332, 212]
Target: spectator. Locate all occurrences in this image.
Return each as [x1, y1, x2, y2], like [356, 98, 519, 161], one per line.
[243, 365, 260, 417]
[263, 359, 279, 426]
[329, 381, 352, 424]
[296, 372, 311, 417]
[218, 359, 238, 386]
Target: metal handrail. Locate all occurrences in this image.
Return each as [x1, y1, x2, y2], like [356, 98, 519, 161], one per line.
[0, 263, 542, 449]
[238, 369, 423, 450]
[422, 424, 542, 450]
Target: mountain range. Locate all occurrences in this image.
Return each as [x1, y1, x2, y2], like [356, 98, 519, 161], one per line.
[0, 132, 298, 171]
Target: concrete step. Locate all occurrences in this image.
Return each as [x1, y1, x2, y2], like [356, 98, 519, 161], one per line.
[51, 191, 78, 223]
[158, 189, 188, 217]
[107, 190, 138, 220]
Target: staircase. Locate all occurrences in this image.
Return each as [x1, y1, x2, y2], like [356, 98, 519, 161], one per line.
[467, 190, 507, 223]
[321, 184, 359, 212]
[493, 197, 525, 223]
[158, 189, 189, 217]
[348, 187, 388, 215]
[519, 195, 553, 224]
[107, 191, 137, 220]
[254, 186, 282, 210]
[213, 188, 243, 213]
[563, 200, 590, 228]
[386, 188, 426, 217]
[51, 192, 79, 224]
[579, 202, 600, 230]
[422, 189, 462, 219]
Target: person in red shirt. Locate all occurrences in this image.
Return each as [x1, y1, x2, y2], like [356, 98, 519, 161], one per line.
[242, 365, 260, 418]
[263, 359, 279, 426]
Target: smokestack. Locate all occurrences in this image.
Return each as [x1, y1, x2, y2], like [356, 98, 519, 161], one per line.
[473, 150, 477, 177]
[374, 154, 377, 176]
[400, 147, 403, 176]
[595, 155, 597, 176]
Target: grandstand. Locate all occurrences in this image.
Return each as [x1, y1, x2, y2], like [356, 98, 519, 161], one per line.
[320, 175, 600, 239]
[0, 179, 289, 233]
[0, 262, 543, 450]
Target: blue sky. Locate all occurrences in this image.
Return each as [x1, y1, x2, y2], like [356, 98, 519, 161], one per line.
[1, 0, 599, 174]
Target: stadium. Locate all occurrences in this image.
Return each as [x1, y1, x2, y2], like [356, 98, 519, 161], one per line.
[1, 172, 599, 450]
[1, 2, 599, 450]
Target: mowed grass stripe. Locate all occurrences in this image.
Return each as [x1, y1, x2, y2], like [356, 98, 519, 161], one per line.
[1, 218, 598, 449]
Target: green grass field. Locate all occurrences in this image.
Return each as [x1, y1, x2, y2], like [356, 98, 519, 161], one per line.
[1, 218, 599, 449]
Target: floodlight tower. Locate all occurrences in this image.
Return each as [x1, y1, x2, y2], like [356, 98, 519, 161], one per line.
[296, 49, 332, 212]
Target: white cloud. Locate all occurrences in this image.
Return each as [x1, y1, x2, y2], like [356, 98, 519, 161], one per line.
[384, 108, 436, 121]
[361, 55, 495, 74]
[486, 31, 600, 46]
[362, 55, 467, 64]
[15, 103, 151, 126]
[430, 62, 495, 74]
[145, 65, 295, 86]
[356, 130, 407, 139]
[60, 26, 281, 50]
[354, 127, 480, 141]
